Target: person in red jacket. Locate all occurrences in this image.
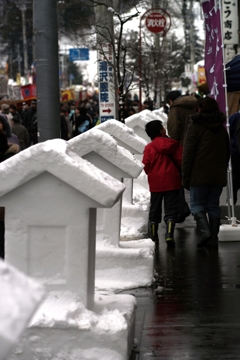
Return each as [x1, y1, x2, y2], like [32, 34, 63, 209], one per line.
[142, 120, 182, 247]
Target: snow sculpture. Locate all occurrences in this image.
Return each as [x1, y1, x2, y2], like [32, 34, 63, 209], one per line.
[96, 119, 147, 204]
[69, 129, 154, 290]
[0, 139, 125, 309]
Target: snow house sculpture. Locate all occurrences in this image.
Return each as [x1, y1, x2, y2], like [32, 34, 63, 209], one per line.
[69, 127, 143, 246]
[125, 109, 158, 143]
[0, 139, 125, 309]
[96, 119, 147, 204]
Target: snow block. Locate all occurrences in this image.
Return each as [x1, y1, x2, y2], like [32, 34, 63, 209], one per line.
[7, 292, 136, 360]
[95, 246, 154, 291]
[218, 224, 240, 241]
[0, 260, 45, 360]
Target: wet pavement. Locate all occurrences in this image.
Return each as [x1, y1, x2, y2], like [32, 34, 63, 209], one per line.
[127, 210, 240, 360]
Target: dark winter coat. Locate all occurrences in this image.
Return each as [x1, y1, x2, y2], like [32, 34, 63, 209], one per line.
[12, 123, 29, 150]
[142, 135, 182, 193]
[182, 111, 230, 190]
[167, 96, 197, 145]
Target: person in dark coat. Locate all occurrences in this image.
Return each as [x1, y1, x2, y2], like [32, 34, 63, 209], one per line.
[229, 111, 240, 204]
[74, 106, 92, 136]
[166, 90, 198, 224]
[142, 120, 182, 247]
[0, 130, 20, 259]
[182, 97, 230, 249]
[25, 100, 37, 145]
[11, 116, 29, 150]
[0, 114, 20, 148]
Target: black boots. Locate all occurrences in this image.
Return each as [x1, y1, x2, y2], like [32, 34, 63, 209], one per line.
[165, 219, 175, 247]
[149, 221, 175, 247]
[149, 222, 159, 244]
[207, 218, 220, 249]
[194, 212, 212, 248]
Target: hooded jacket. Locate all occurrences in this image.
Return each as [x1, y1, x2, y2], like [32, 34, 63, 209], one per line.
[182, 111, 230, 189]
[142, 135, 182, 192]
[167, 96, 197, 145]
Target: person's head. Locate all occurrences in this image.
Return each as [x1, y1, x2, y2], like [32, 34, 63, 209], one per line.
[9, 104, 17, 114]
[0, 114, 11, 137]
[197, 97, 220, 114]
[78, 106, 87, 116]
[145, 120, 165, 140]
[31, 100, 37, 108]
[128, 107, 136, 116]
[22, 102, 29, 111]
[166, 90, 181, 105]
[1, 104, 10, 114]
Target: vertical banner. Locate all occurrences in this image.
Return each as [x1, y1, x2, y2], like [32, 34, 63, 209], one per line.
[201, 0, 226, 113]
[222, 0, 239, 44]
[97, 43, 116, 123]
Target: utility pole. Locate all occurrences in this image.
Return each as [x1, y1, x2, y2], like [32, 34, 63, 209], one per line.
[33, 0, 60, 142]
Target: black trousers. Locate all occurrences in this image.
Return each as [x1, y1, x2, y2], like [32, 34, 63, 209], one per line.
[149, 190, 180, 224]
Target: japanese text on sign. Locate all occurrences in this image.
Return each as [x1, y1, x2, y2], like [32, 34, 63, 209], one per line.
[222, 0, 238, 44]
[98, 43, 116, 123]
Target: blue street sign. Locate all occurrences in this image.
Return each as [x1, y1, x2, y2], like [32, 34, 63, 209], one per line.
[69, 48, 89, 61]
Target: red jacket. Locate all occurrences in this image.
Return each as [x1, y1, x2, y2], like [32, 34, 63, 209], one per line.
[142, 135, 182, 192]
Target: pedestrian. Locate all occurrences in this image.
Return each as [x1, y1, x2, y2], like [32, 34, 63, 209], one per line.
[11, 115, 29, 150]
[166, 90, 198, 223]
[142, 120, 182, 247]
[74, 106, 92, 136]
[0, 114, 20, 148]
[21, 102, 30, 126]
[25, 100, 38, 145]
[229, 111, 240, 204]
[60, 109, 69, 140]
[9, 104, 21, 123]
[182, 97, 230, 249]
[0, 130, 20, 259]
[0, 103, 12, 127]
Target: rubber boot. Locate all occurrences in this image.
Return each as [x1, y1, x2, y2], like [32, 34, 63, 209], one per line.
[194, 211, 212, 247]
[165, 219, 175, 247]
[207, 218, 220, 249]
[149, 222, 159, 245]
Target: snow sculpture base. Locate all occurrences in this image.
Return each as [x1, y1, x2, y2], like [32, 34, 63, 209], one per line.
[218, 224, 240, 241]
[0, 260, 45, 360]
[7, 292, 136, 360]
[95, 245, 154, 291]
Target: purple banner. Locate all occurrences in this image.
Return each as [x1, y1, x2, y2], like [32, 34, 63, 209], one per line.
[202, 0, 226, 114]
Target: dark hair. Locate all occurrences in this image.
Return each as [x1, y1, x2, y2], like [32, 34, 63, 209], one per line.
[145, 120, 163, 140]
[0, 131, 8, 153]
[197, 97, 220, 114]
[78, 106, 87, 115]
[0, 114, 11, 137]
[10, 104, 17, 111]
[166, 90, 181, 104]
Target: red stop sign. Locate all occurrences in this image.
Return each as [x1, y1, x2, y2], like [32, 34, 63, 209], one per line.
[145, 11, 170, 35]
